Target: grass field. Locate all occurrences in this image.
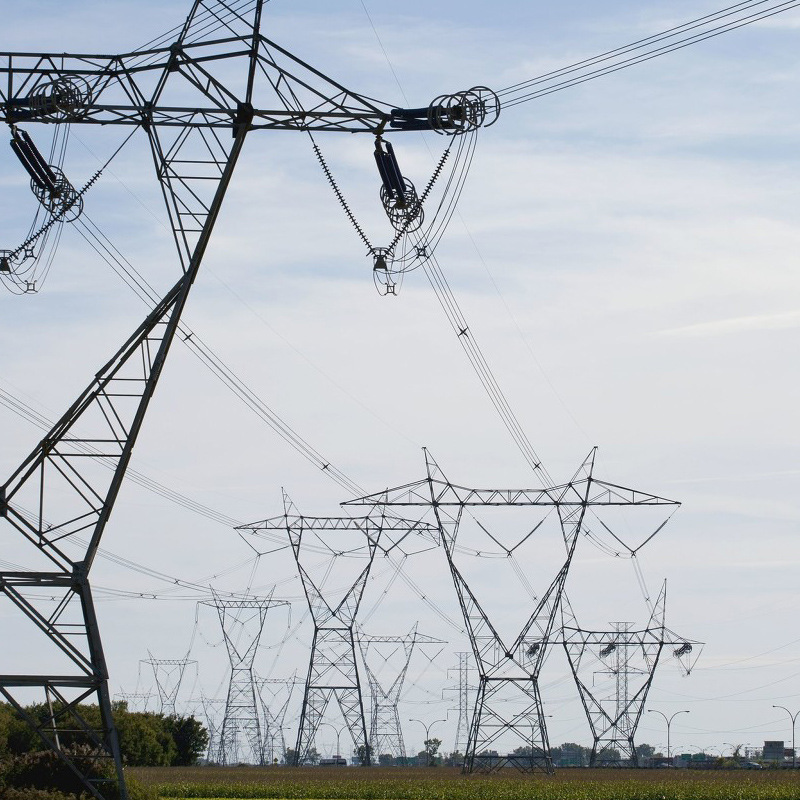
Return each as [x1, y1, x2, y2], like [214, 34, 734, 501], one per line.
[130, 765, 800, 800]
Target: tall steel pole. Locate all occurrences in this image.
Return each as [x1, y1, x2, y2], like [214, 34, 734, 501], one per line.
[648, 710, 689, 762]
[773, 705, 799, 768]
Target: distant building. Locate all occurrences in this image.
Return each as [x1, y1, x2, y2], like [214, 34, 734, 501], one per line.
[762, 741, 793, 764]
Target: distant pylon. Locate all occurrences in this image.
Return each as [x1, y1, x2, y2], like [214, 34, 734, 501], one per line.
[203, 595, 288, 765]
[345, 448, 681, 773]
[256, 675, 297, 764]
[114, 690, 154, 713]
[143, 654, 197, 716]
[561, 584, 702, 767]
[237, 491, 438, 766]
[444, 652, 475, 757]
[359, 624, 445, 762]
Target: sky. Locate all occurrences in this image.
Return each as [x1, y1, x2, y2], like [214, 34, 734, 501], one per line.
[2, 0, 800, 761]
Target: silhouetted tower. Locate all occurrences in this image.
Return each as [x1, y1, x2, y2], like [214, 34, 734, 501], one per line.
[359, 625, 445, 761]
[113, 691, 154, 713]
[203, 596, 288, 765]
[346, 448, 680, 773]
[0, 0, 472, 793]
[237, 492, 438, 766]
[561, 584, 700, 766]
[143, 654, 196, 716]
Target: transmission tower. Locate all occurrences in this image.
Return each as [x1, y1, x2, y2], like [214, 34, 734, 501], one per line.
[237, 492, 438, 766]
[0, 1, 490, 795]
[143, 654, 196, 716]
[113, 690, 154, 713]
[358, 625, 445, 763]
[255, 675, 297, 765]
[443, 652, 475, 757]
[201, 595, 287, 765]
[561, 585, 701, 767]
[347, 448, 680, 773]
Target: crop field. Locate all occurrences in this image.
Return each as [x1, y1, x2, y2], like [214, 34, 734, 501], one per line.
[130, 766, 800, 800]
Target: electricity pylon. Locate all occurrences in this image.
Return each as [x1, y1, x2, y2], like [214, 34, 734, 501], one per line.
[237, 492, 438, 766]
[202, 595, 288, 765]
[113, 690, 154, 713]
[0, 2, 486, 796]
[358, 625, 445, 762]
[346, 448, 680, 773]
[443, 652, 475, 757]
[561, 585, 701, 767]
[256, 675, 297, 765]
[143, 654, 197, 716]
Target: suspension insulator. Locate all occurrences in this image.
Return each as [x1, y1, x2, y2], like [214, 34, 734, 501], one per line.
[374, 138, 406, 198]
[372, 248, 399, 296]
[10, 128, 84, 221]
[27, 76, 92, 121]
[10, 128, 58, 193]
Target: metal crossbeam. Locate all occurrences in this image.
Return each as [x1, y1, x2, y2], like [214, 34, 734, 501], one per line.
[346, 448, 680, 774]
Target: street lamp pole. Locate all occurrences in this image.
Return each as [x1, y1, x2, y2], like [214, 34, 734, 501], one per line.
[648, 709, 690, 762]
[318, 723, 344, 760]
[773, 705, 799, 768]
[409, 718, 447, 766]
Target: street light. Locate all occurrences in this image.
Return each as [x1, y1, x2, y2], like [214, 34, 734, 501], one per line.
[648, 709, 689, 762]
[773, 705, 799, 768]
[318, 723, 345, 759]
[409, 718, 446, 766]
[723, 742, 749, 762]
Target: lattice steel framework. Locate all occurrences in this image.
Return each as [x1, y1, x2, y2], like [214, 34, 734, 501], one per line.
[346, 448, 680, 774]
[358, 625, 445, 762]
[255, 675, 297, 765]
[202, 596, 288, 765]
[143, 655, 196, 716]
[444, 652, 475, 757]
[113, 691, 153, 713]
[237, 494, 439, 766]
[561, 585, 700, 767]
[0, 1, 472, 796]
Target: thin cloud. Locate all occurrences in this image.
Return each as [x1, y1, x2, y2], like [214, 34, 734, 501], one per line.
[658, 309, 800, 337]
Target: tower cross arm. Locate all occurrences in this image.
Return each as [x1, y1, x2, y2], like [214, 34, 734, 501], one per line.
[0, 40, 437, 133]
[346, 478, 680, 508]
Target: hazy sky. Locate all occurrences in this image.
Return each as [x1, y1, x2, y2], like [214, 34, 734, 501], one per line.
[3, 0, 800, 759]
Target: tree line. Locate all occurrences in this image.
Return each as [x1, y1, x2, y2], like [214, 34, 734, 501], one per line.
[0, 702, 208, 767]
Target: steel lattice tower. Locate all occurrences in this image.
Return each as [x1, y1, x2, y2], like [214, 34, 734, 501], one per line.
[256, 676, 297, 765]
[0, 0, 482, 794]
[444, 652, 475, 757]
[143, 655, 196, 716]
[202, 596, 287, 765]
[347, 448, 680, 773]
[359, 626, 445, 762]
[561, 585, 700, 767]
[113, 691, 153, 713]
[237, 493, 438, 766]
